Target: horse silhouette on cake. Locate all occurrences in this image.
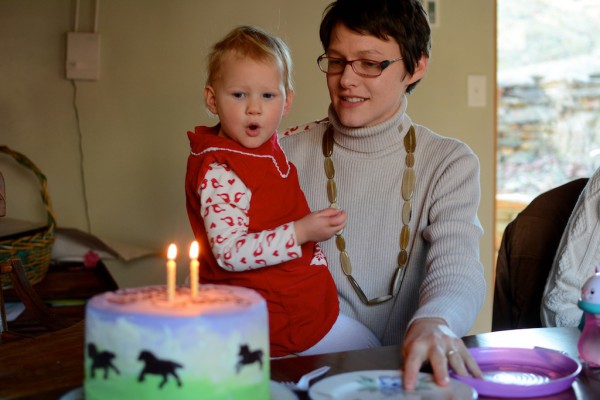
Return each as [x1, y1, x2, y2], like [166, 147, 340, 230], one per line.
[87, 343, 120, 379]
[236, 344, 263, 373]
[138, 350, 183, 389]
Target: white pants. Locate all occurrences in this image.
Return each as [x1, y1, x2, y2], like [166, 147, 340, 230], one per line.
[296, 313, 381, 356]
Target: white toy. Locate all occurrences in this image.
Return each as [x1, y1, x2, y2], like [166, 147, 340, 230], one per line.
[578, 268, 600, 367]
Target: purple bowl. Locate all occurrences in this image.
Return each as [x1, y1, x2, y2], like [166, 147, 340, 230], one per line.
[451, 347, 581, 398]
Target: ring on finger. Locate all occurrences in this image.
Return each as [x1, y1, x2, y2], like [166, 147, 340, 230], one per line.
[447, 349, 458, 357]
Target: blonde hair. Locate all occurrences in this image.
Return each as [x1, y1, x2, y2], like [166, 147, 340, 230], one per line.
[206, 25, 294, 93]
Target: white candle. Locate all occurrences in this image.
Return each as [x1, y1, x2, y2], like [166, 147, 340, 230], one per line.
[167, 243, 177, 301]
[189, 241, 199, 297]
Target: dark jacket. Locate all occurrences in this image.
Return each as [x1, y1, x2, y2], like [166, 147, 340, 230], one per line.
[493, 178, 588, 331]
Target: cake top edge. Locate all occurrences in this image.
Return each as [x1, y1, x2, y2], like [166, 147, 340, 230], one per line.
[86, 284, 265, 316]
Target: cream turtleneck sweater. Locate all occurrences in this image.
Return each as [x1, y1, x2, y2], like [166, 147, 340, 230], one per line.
[280, 97, 485, 346]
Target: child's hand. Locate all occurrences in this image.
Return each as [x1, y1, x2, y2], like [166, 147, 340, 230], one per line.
[294, 208, 347, 244]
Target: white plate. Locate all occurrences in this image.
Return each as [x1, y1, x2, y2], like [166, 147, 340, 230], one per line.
[309, 370, 478, 400]
[61, 382, 297, 400]
[270, 380, 299, 400]
[60, 387, 82, 400]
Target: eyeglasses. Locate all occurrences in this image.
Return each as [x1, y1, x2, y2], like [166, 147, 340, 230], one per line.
[317, 54, 403, 77]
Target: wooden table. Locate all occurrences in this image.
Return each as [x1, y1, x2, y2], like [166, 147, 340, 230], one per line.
[0, 260, 117, 399]
[272, 327, 599, 399]
[0, 321, 85, 399]
[1, 326, 598, 399]
[277, 327, 600, 399]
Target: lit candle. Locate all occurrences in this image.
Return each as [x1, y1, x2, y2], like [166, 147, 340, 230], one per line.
[189, 241, 199, 297]
[167, 243, 177, 301]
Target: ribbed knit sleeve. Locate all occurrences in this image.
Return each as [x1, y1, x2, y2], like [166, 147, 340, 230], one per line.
[410, 134, 485, 337]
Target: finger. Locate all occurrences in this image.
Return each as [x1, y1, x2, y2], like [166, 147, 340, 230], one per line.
[334, 219, 347, 229]
[323, 207, 344, 216]
[402, 351, 427, 391]
[429, 347, 451, 387]
[331, 209, 347, 220]
[463, 351, 483, 378]
[329, 214, 347, 228]
[315, 208, 335, 218]
[446, 343, 482, 379]
[447, 348, 469, 377]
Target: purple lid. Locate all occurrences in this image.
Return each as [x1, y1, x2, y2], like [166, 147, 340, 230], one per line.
[451, 347, 581, 398]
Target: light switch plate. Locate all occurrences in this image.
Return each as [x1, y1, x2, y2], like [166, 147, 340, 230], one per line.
[467, 75, 486, 107]
[66, 32, 100, 80]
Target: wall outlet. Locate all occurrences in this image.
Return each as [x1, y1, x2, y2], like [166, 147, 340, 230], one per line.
[66, 32, 100, 80]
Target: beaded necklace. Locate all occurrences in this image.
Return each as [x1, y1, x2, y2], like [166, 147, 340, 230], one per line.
[322, 124, 415, 305]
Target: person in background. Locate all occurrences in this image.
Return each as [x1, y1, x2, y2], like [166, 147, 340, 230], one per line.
[542, 167, 600, 327]
[493, 177, 588, 331]
[185, 25, 381, 358]
[280, 0, 485, 389]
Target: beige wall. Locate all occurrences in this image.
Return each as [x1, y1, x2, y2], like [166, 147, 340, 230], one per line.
[0, 0, 495, 333]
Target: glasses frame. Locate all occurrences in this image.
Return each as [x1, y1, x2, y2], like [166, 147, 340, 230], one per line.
[317, 54, 404, 77]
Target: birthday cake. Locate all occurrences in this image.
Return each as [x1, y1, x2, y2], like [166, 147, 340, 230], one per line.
[84, 284, 270, 400]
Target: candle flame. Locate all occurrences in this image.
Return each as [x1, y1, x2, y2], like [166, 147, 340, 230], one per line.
[167, 243, 177, 260]
[189, 241, 199, 259]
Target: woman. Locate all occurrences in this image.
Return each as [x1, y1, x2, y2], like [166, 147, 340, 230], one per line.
[280, 0, 485, 390]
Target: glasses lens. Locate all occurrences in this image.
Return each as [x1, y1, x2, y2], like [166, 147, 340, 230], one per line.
[354, 60, 383, 77]
[319, 57, 343, 74]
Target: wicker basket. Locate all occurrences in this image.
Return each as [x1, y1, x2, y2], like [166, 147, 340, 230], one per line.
[0, 145, 56, 289]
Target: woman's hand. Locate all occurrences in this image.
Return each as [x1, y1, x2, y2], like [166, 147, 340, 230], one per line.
[401, 318, 482, 391]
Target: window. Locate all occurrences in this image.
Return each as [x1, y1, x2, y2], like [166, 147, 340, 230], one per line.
[496, 0, 600, 249]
